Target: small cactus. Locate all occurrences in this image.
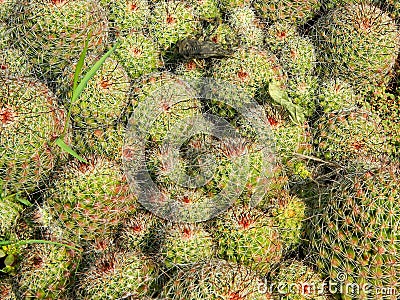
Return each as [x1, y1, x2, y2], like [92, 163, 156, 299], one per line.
[161, 259, 267, 299]
[0, 77, 67, 195]
[0, 278, 16, 300]
[313, 108, 391, 168]
[159, 222, 214, 267]
[312, 2, 400, 94]
[75, 250, 158, 299]
[9, 0, 108, 82]
[43, 156, 137, 243]
[253, 0, 321, 25]
[15, 243, 80, 300]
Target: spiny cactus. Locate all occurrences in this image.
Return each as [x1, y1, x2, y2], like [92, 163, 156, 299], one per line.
[211, 47, 284, 99]
[0, 48, 32, 77]
[317, 78, 361, 113]
[159, 222, 214, 267]
[75, 250, 158, 299]
[0, 278, 16, 300]
[0, 195, 23, 240]
[264, 22, 298, 54]
[9, 0, 108, 83]
[42, 156, 137, 243]
[211, 204, 283, 274]
[269, 260, 328, 300]
[114, 32, 162, 80]
[312, 2, 400, 95]
[100, 0, 150, 36]
[116, 208, 160, 253]
[161, 259, 267, 299]
[148, 0, 201, 52]
[272, 191, 306, 251]
[308, 163, 400, 299]
[313, 108, 391, 168]
[227, 5, 265, 47]
[0, 77, 66, 195]
[58, 55, 131, 129]
[73, 123, 126, 162]
[253, 0, 321, 25]
[15, 243, 80, 300]
[188, 0, 221, 20]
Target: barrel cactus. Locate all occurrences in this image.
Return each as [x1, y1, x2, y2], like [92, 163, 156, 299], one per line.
[161, 259, 268, 299]
[159, 222, 214, 267]
[9, 0, 108, 82]
[100, 0, 150, 36]
[269, 260, 328, 300]
[308, 163, 400, 299]
[0, 195, 23, 240]
[0, 77, 66, 195]
[148, 0, 201, 52]
[42, 156, 137, 244]
[313, 108, 391, 168]
[0, 48, 32, 78]
[317, 78, 361, 113]
[211, 204, 283, 274]
[312, 2, 400, 95]
[114, 32, 162, 80]
[15, 243, 80, 300]
[253, 0, 321, 25]
[75, 250, 158, 299]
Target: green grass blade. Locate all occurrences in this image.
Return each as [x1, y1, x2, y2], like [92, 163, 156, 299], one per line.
[73, 33, 90, 91]
[71, 41, 120, 104]
[55, 137, 87, 163]
[0, 240, 81, 252]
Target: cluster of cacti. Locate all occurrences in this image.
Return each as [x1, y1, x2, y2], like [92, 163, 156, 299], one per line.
[307, 163, 400, 299]
[1, 0, 399, 299]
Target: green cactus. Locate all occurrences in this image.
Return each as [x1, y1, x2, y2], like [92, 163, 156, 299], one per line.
[58, 55, 131, 129]
[100, 0, 150, 36]
[0, 195, 23, 240]
[114, 32, 162, 80]
[211, 47, 284, 99]
[317, 78, 361, 113]
[269, 260, 328, 300]
[0, 77, 67, 195]
[218, 0, 252, 11]
[73, 123, 125, 162]
[308, 163, 400, 299]
[148, 0, 201, 51]
[116, 208, 160, 253]
[161, 259, 267, 299]
[227, 6, 265, 47]
[313, 108, 392, 168]
[0, 48, 32, 77]
[9, 0, 108, 82]
[15, 243, 80, 300]
[188, 0, 221, 20]
[159, 222, 214, 267]
[272, 191, 306, 250]
[211, 204, 283, 274]
[312, 2, 400, 95]
[264, 22, 298, 54]
[253, 0, 321, 25]
[76, 250, 158, 299]
[42, 156, 137, 243]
